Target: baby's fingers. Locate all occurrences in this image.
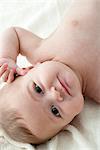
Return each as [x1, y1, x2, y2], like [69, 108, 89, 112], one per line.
[0, 69, 10, 82]
[0, 63, 8, 77]
[16, 67, 29, 75]
[7, 69, 15, 83]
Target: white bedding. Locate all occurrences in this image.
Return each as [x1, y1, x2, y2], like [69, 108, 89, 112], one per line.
[0, 0, 100, 150]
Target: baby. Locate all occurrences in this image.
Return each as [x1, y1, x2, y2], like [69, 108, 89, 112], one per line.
[0, 0, 100, 145]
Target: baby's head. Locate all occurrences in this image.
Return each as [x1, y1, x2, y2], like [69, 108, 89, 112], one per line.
[0, 61, 84, 144]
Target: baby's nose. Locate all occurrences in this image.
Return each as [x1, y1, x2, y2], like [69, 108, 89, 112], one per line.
[50, 87, 63, 102]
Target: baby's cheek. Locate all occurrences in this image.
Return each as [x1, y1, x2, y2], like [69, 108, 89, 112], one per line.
[76, 94, 84, 114]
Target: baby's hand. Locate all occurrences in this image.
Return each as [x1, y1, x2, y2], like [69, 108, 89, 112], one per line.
[0, 58, 28, 83]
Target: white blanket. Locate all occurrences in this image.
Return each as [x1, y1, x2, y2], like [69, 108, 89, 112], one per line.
[0, 0, 100, 149]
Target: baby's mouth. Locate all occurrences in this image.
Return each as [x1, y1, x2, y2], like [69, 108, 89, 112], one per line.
[57, 76, 71, 96]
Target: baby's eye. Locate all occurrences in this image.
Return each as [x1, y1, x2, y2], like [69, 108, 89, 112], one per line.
[34, 82, 43, 94]
[51, 105, 61, 118]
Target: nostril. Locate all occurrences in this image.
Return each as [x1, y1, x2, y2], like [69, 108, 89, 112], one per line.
[51, 86, 64, 101]
[57, 92, 63, 101]
[54, 87, 57, 91]
[51, 86, 56, 91]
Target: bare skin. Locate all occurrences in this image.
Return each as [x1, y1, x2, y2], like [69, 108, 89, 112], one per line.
[0, 0, 100, 103]
[0, 0, 100, 143]
[33, 0, 100, 102]
[30, 0, 100, 102]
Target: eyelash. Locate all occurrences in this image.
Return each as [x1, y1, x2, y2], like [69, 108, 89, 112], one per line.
[33, 82, 44, 94]
[51, 105, 61, 118]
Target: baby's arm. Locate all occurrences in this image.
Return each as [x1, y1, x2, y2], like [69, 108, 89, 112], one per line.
[0, 27, 42, 82]
[0, 27, 42, 63]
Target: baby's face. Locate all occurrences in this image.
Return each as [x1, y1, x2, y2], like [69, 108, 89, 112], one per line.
[1, 61, 84, 142]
